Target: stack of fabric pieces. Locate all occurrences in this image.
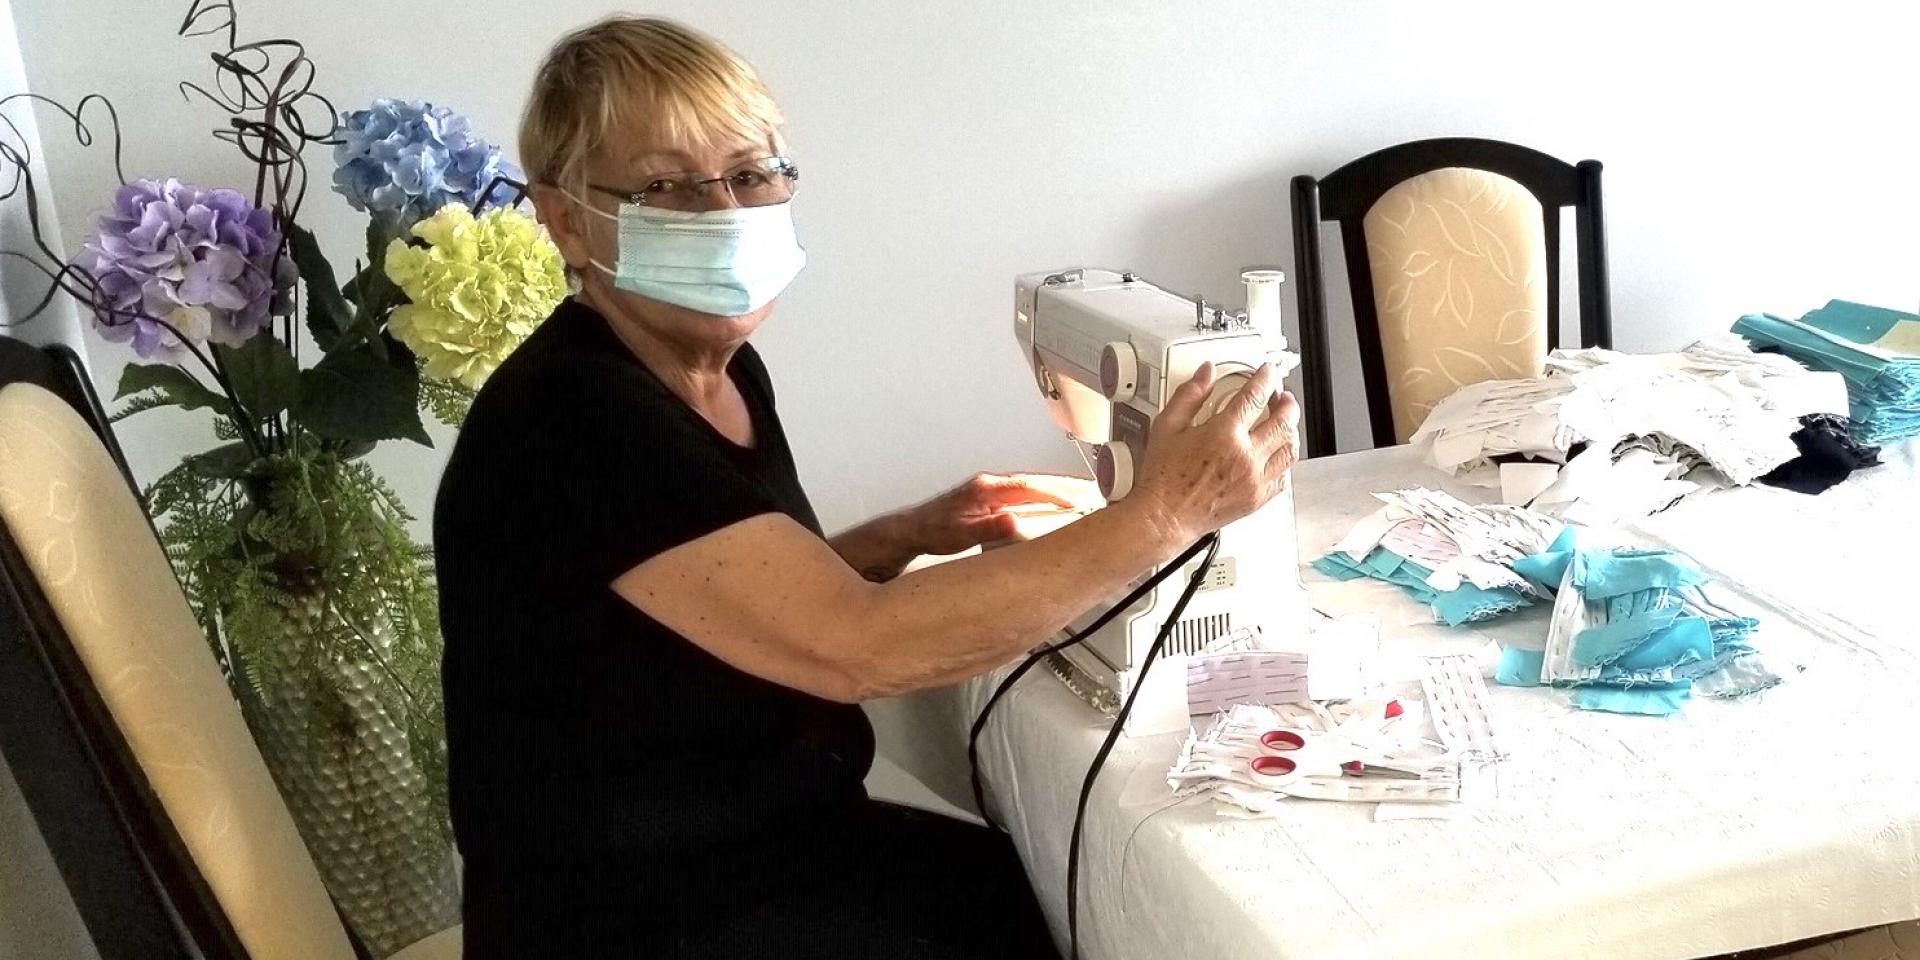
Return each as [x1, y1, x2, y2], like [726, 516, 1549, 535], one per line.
[1311, 489, 1562, 626]
[1410, 334, 1855, 523]
[1732, 300, 1920, 445]
[1491, 528, 1784, 716]
[1312, 497, 1783, 716]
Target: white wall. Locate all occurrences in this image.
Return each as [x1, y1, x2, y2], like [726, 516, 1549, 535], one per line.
[5, 1, 1917, 942]
[15, 0, 1920, 528]
[0, 0, 105, 954]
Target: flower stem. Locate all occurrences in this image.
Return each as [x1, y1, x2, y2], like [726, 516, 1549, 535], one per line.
[150, 317, 269, 456]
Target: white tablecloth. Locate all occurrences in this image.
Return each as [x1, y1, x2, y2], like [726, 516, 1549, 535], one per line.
[870, 440, 1920, 960]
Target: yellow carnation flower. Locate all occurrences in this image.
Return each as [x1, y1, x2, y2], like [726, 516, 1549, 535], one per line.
[383, 203, 566, 390]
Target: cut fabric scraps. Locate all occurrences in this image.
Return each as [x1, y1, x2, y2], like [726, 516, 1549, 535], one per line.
[1758, 413, 1883, 494]
[1570, 683, 1692, 717]
[1410, 333, 1852, 524]
[1494, 647, 1546, 687]
[1493, 527, 1784, 715]
[1314, 548, 1533, 627]
[1312, 489, 1561, 627]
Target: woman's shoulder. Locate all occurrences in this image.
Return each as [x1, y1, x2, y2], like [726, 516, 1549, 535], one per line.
[472, 301, 661, 414]
[452, 353, 680, 494]
[486, 298, 622, 380]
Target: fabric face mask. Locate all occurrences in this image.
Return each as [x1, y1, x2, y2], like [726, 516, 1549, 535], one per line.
[566, 192, 806, 317]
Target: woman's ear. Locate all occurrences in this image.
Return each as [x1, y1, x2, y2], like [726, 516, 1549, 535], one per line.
[529, 183, 593, 273]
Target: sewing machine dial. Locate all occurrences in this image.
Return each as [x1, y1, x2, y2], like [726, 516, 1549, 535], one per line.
[1097, 405, 1153, 500]
[1194, 364, 1259, 425]
[1099, 341, 1139, 402]
[1093, 441, 1134, 500]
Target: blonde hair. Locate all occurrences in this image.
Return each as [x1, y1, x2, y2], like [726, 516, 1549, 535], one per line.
[520, 17, 784, 195]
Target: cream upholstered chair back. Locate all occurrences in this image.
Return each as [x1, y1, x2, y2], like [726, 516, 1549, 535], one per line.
[1362, 166, 1549, 441]
[1290, 138, 1613, 454]
[0, 381, 358, 960]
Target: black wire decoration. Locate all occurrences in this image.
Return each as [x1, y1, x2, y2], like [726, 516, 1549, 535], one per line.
[176, 0, 338, 226]
[470, 174, 530, 215]
[0, 93, 132, 328]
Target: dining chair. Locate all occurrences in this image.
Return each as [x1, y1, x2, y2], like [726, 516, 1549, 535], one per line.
[0, 335, 460, 960]
[1290, 137, 1613, 454]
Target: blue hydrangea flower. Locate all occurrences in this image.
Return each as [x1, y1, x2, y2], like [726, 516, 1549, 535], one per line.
[331, 100, 522, 226]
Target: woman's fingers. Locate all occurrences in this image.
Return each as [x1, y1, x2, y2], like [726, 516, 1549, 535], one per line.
[1248, 390, 1300, 455]
[1155, 361, 1215, 434]
[967, 473, 1102, 511]
[1229, 364, 1282, 430]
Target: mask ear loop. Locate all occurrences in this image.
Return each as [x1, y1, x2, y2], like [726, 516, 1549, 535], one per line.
[549, 186, 622, 279]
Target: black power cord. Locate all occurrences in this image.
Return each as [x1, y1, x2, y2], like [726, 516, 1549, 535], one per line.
[967, 534, 1224, 827]
[966, 533, 1221, 960]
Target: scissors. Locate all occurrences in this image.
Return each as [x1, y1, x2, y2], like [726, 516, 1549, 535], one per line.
[1248, 728, 1425, 782]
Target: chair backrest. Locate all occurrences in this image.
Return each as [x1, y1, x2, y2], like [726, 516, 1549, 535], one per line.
[0, 339, 138, 493]
[0, 343, 360, 959]
[1290, 137, 1613, 453]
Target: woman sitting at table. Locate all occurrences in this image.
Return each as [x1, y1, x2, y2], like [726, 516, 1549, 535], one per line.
[433, 15, 1302, 960]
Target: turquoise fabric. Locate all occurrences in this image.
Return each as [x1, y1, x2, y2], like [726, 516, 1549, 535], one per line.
[1733, 300, 1920, 444]
[1799, 299, 1917, 346]
[1571, 682, 1693, 716]
[1606, 615, 1713, 674]
[1496, 647, 1546, 686]
[1312, 547, 1533, 627]
[1674, 617, 1763, 683]
[1578, 550, 1708, 598]
[1431, 582, 1532, 625]
[1570, 601, 1686, 668]
[1490, 530, 1762, 716]
[1511, 527, 1579, 592]
[1323, 528, 1770, 716]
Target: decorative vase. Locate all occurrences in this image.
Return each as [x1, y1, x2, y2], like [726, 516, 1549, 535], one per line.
[235, 606, 459, 958]
[162, 450, 459, 958]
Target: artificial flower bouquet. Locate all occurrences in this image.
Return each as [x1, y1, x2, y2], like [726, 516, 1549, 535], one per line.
[3, 8, 563, 953]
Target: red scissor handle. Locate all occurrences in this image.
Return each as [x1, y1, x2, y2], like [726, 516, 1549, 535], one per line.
[1259, 730, 1307, 751]
[1250, 755, 1297, 777]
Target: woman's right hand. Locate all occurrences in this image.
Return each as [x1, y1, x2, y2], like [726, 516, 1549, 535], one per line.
[1126, 361, 1301, 546]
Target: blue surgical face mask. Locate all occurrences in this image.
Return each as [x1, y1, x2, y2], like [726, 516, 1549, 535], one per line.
[566, 192, 806, 317]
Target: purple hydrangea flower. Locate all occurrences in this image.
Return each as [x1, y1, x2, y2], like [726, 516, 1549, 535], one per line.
[331, 100, 522, 226]
[73, 178, 295, 357]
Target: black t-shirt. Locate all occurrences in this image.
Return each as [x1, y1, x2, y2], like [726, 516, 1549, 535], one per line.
[434, 298, 875, 908]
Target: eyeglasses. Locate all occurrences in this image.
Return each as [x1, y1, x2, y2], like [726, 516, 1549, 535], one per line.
[588, 156, 799, 212]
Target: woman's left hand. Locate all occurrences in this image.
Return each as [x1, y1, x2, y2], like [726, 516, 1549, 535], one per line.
[905, 473, 1103, 557]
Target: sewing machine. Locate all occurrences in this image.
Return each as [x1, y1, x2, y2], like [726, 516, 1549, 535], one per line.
[1014, 268, 1322, 728]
